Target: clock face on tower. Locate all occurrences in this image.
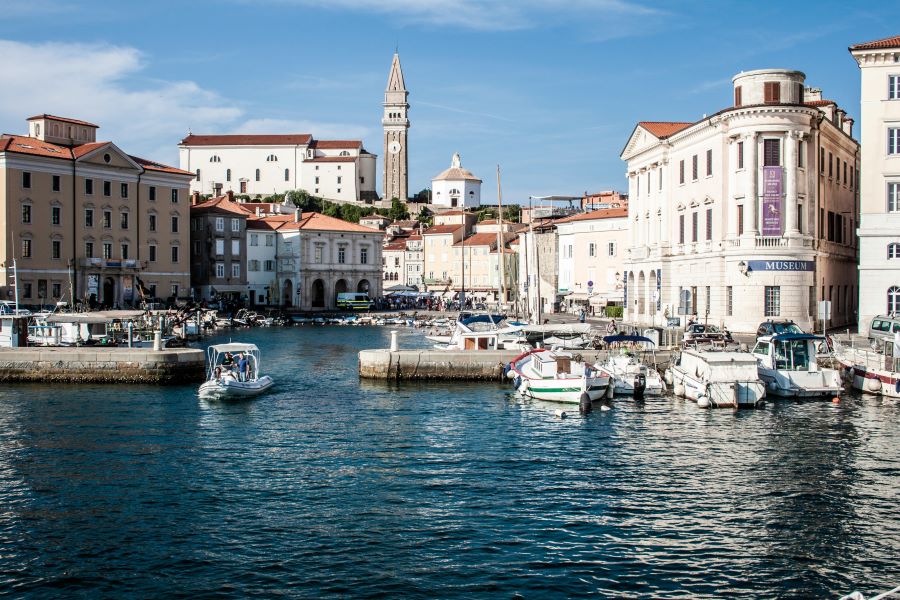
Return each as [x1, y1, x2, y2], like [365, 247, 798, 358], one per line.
[388, 141, 402, 155]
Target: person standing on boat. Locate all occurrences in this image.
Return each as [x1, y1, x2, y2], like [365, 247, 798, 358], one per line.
[221, 352, 235, 374]
[237, 353, 249, 382]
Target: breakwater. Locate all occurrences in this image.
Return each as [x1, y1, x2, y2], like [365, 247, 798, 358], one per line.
[0, 347, 206, 384]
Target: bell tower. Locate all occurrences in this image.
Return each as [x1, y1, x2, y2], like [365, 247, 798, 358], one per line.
[382, 52, 409, 203]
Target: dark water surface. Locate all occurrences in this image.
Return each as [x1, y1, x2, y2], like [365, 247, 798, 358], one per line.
[0, 326, 897, 598]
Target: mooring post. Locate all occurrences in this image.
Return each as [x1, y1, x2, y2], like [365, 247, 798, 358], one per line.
[390, 330, 399, 352]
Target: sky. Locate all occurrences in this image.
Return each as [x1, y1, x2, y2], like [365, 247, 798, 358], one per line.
[0, 0, 894, 204]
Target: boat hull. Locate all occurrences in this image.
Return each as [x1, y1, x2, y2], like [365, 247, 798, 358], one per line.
[670, 367, 765, 408]
[199, 376, 275, 400]
[758, 369, 842, 398]
[518, 376, 609, 404]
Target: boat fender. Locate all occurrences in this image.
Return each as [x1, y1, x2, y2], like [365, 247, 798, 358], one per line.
[554, 409, 568, 419]
[832, 397, 840, 404]
[579, 392, 592, 414]
[864, 377, 882, 394]
[674, 382, 685, 397]
[664, 369, 674, 386]
[503, 363, 511, 378]
[600, 404, 611, 411]
[513, 376, 522, 390]
[896, 379, 900, 394]
[767, 380, 778, 392]
[697, 395, 711, 408]
[605, 383, 615, 400]
[633, 373, 646, 400]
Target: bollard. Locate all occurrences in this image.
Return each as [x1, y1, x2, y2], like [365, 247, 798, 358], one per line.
[153, 330, 162, 351]
[127, 321, 134, 348]
[390, 330, 399, 352]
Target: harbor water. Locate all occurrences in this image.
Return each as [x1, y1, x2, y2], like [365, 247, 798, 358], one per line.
[0, 326, 897, 598]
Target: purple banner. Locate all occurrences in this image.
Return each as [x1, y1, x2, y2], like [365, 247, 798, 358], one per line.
[762, 166, 783, 237]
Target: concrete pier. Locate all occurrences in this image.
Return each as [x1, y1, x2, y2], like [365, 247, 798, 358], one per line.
[359, 348, 674, 381]
[0, 347, 206, 384]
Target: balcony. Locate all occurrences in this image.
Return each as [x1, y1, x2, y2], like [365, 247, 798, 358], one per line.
[79, 258, 145, 270]
[755, 236, 788, 248]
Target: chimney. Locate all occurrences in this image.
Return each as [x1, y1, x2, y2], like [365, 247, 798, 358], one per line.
[191, 191, 200, 206]
[226, 190, 234, 202]
[294, 208, 301, 222]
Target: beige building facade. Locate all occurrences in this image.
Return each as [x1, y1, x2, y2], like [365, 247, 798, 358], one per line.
[1, 114, 193, 307]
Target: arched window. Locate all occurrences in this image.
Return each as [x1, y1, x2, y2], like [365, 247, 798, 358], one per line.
[226, 169, 231, 182]
[889, 243, 900, 259]
[255, 169, 260, 182]
[209, 155, 221, 163]
[267, 154, 278, 162]
[889, 286, 900, 314]
[195, 168, 201, 180]
[284, 168, 290, 182]
[34, 124, 40, 137]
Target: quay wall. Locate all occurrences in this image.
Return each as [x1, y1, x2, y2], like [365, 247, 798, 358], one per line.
[0, 347, 206, 384]
[359, 349, 674, 381]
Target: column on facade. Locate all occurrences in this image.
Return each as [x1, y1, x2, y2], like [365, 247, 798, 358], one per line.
[726, 138, 738, 239]
[746, 132, 759, 236]
[659, 160, 669, 245]
[627, 173, 636, 249]
[784, 131, 800, 236]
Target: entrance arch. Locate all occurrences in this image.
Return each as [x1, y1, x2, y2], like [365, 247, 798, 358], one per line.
[357, 279, 370, 294]
[311, 279, 325, 308]
[334, 279, 348, 305]
[637, 271, 646, 315]
[102, 277, 115, 307]
[282, 279, 293, 307]
[649, 270, 658, 315]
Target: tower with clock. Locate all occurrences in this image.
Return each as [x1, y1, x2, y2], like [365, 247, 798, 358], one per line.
[382, 52, 409, 203]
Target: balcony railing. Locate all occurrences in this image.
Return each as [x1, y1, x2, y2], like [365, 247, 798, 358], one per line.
[79, 258, 145, 269]
[755, 236, 788, 248]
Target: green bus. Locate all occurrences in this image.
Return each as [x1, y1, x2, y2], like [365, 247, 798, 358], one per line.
[336, 292, 373, 311]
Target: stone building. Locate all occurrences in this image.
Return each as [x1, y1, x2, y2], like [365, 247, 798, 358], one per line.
[189, 192, 248, 302]
[431, 153, 482, 209]
[621, 69, 859, 332]
[517, 218, 561, 318]
[0, 114, 193, 307]
[850, 35, 900, 329]
[383, 53, 409, 203]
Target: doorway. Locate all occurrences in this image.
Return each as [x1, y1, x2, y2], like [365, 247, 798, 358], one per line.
[102, 277, 115, 307]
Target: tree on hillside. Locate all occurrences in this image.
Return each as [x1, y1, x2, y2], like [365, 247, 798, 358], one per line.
[412, 188, 431, 203]
[388, 197, 410, 221]
[503, 204, 521, 222]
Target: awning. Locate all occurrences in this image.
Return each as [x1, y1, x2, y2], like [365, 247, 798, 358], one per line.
[46, 310, 146, 324]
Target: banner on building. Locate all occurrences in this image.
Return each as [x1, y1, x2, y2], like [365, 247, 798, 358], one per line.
[656, 268, 662, 312]
[123, 276, 134, 301]
[762, 166, 783, 237]
[87, 275, 99, 296]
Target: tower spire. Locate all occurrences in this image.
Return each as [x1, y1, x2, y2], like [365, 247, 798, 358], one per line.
[383, 52, 410, 203]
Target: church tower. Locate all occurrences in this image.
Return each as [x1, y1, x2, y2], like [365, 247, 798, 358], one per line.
[382, 53, 409, 203]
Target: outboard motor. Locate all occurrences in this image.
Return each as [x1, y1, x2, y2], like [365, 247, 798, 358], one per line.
[633, 373, 646, 400]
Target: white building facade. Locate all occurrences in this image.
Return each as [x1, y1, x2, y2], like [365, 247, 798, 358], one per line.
[850, 36, 900, 330]
[246, 221, 277, 306]
[179, 135, 377, 203]
[622, 69, 859, 333]
[431, 153, 482, 209]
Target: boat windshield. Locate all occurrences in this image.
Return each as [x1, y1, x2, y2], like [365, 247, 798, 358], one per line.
[774, 339, 811, 371]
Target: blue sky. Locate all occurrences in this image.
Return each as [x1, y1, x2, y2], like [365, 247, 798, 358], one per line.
[0, 0, 893, 203]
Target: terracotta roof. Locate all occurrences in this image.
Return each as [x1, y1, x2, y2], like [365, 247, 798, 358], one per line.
[638, 121, 694, 139]
[306, 156, 357, 163]
[850, 35, 900, 51]
[391, 220, 418, 227]
[180, 134, 312, 146]
[309, 140, 362, 149]
[383, 241, 407, 251]
[423, 224, 463, 235]
[554, 207, 629, 224]
[71, 141, 110, 158]
[406, 234, 422, 241]
[27, 114, 99, 128]
[191, 195, 252, 216]
[437, 210, 467, 216]
[131, 155, 195, 176]
[0, 134, 72, 159]
[453, 232, 517, 248]
[805, 99, 836, 107]
[433, 166, 482, 182]
[246, 218, 278, 230]
[362, 215, 391, 221]
[265, 211, 377, 234]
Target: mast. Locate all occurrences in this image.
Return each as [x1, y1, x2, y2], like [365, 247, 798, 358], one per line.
[495, 165, 506, 309]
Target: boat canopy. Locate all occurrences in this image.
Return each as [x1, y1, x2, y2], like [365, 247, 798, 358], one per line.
[769, 333, 825, 342]
[460, 314, 506, 327]
[603, 334, 655, 345]
[208, 342, 261, 353]
[522, 323, 591, 335]
[45, 310, 145, 324]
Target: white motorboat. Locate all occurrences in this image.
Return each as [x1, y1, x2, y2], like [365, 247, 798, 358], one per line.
[520, 323, 594, 350]
[198, 343, 275, 400]
[752, 333, 842, 398]
[833, 334, 900, 398]
[666, 348, 765, 408]
[506, 348, 610, 405]
[430, 312, 529, 351]
[596, 335, 665, 397]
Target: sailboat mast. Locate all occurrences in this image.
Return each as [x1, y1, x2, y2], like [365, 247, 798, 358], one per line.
[496, 165, 506, 308]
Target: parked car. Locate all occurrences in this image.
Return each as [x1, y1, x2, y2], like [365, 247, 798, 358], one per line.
[866, 314, 900, 342]
[682, 323, 731, 346]
[756, 320, 803, 338]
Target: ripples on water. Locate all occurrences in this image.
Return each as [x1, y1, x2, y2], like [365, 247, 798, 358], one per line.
[0, 326, 897, 598]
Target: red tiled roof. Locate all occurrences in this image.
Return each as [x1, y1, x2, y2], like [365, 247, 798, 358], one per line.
[406, 234, 422, 241]
[131, 155, 195, 176]
[805, 99, 836, 107]
[638, 121, 694, 139]
[180, 134, 312, 146]
[0, 134, 72, 159]
[236, 202, 280, 214]
[453, 232, 517, 248]
[265, 212, 378, 233]
[850, 35, 900, 51]
[306, 156, 357, 163]
[554, 207, 629, 224]
[71, 141, 109, 158]
[27, 114, 99, 128]
[192, 195, 252, 216]
[423, 224, 463, 235]
[309, 140, 362, 149]
[383, 241, 407, 251]
[246, 218, 277, 230]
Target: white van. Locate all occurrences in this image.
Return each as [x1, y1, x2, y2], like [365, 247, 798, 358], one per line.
[867, 315, 900, 342]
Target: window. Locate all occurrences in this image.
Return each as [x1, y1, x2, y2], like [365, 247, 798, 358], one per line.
[22, 172, 31, 189]
[85, 241, 94, 258]
[889, 286, 900, 314]
[121, 212, 129, 229]
[103, 181, 111, 197]
[171, 216, 179, 233]
[216, 263, 225, 278]
[149, 245, 157, 262]
[737, 141, 744, 169]
[607, 242, 616, 256]
[337, 189, 341, 194]
[691, 212, 698, 242]
[226, 169, 232, 182]
[734, 85, 742, 106]
[231, 263, 240, 277]
[231, 239, 239, 255]
[250, 233, 258, 247]
[149, 186, 156, 201]
[85, 179, 93, 195]
[679, 214, 685, 244]
[679, 160, 685, 184]
[314, 245, 323, 263]
[361, 247, 369, 264]
[121, 244, 129, 260]
[171, 245, 179, 263]
[266, 234, 274, 247]
[85, 208, 93, 227]
[22, 204, 32, 224]
[338, 246, 346, 264]
[798, 203, 803, 234]
[170, 284, 179, 298]
[196, 169, 201, 181]
[659, 167, 663, 190]
[103, 243, 112, 259]
[23, 282, 32, 298]
[315, 176, 320, 184]
[231, 218, 240, 232]
[215, 239, 224, 255]
[589, 242, 596, 257]
[193, 241, 201, 255]
[889, 182, 900, 212]
[337, 176, 342, 184]
[210, 155, 221, 163]
[706, 208, 713, 240]
[103, 210, 112, 228]
[820, 148, 825, 172]
[149, 214, 156, 232]
[216, 217, 224, 232]
[819, 207, 825, 238]
[51, 283, 61, 298]
[889, 128, 900, 155]
[763, 139, 781, 166]
[890, 75, 900, 100]
[726, 286, 733, 316]
[21, 239, 32, 258]
[706, 149, 713, 176]
[51, 240, 61, 259]
[171, 189, 178, 203]
[798, 141, 805, 168]
[889, 243, 900, 259]
[51, 206, 61, 225]
[121, 183, 128, 198]
[692, 155, 698, 181]
[765, 286, 781, 317]
[284, 168, 290, 182]
[255, 169, 260, 182]
[764, 81, 781, 103]
[264, 260, 275, 271]
[737, 204, 744, 235]
[52, 175, 61, 192]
